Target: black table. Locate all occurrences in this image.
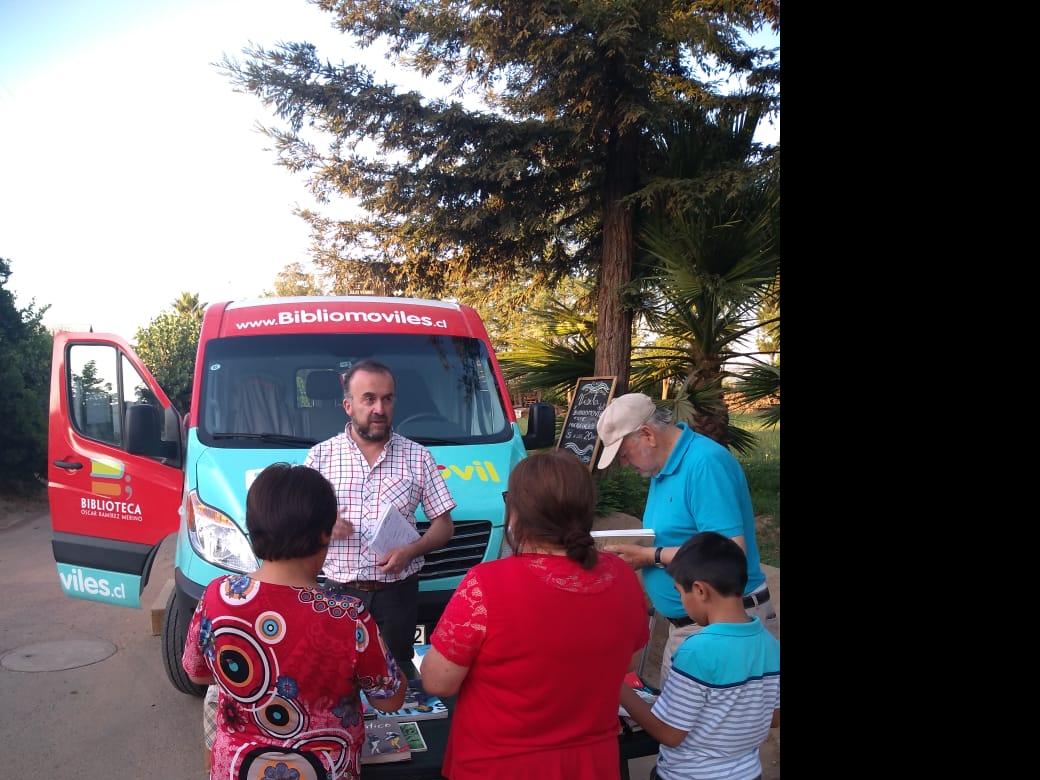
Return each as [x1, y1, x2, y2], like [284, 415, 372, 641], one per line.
[362, 702, 660, 780]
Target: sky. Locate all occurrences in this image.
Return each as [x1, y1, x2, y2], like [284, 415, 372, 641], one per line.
[1, 0, 779, 340]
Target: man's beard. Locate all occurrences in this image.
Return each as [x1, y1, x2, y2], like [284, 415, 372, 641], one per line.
[354, 415, 390, 442]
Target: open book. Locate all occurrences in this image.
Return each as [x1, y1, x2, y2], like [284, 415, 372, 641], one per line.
[368, 502, 420, 560]
[591, 528, 655, 550]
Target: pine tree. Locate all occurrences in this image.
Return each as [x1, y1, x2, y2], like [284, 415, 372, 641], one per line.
[224, 0, 778, 391]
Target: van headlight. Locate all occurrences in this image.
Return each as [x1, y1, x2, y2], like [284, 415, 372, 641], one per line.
[184, 490, 258, 573]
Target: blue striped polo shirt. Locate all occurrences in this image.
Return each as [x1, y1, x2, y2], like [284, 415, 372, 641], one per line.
[652, 617, 780, 780]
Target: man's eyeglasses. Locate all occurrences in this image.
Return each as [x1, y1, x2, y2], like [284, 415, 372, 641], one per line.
[501, 491, 508, 504]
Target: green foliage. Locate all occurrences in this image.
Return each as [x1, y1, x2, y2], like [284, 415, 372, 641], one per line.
[626, 113, 780, 448]
[0, 258, 52, 492]
[732, 414, 779, 566]
[133, 293, 205, 412]
[265, 262, 328, 297]
[498, 282, 597, 403]
[223, 0, 778, 386]
[594, 467, 649, 519]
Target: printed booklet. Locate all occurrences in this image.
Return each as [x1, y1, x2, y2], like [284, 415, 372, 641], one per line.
[360, 720, 411, 764]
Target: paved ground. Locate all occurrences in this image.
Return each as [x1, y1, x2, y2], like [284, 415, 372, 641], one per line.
[0, 496, 203, 778]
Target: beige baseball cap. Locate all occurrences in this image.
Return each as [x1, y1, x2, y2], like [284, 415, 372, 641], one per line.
[596, 393, 657, 469]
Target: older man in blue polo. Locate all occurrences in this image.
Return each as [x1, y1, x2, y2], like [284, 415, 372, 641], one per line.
[597, 393, 778, 684]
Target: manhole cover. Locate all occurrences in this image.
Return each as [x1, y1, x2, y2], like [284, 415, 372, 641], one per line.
[1, 639, 117, 672]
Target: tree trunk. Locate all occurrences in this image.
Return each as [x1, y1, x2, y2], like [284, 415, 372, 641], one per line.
[595, 129, 637, 394]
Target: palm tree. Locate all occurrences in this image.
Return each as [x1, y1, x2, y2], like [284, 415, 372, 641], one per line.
[500, 112, 779, 452]
[625, 108, 779, 451]
[172, 292, 205, 316]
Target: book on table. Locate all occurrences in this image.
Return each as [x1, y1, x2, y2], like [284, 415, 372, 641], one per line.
[591, 528, 655, 550]
[368, 501, 420, 560]
[361, 720, 411, 764]
[398, 721, 428, 752]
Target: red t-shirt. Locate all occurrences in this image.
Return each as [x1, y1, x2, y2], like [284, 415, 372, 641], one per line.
[182, 575, 401, 780]
[432, 552, 650, 780]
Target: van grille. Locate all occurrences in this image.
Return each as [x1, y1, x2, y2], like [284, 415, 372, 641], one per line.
[416, 520, 493, 581]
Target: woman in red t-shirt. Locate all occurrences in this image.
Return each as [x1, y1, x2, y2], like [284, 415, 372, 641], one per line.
[421, 450, 650, 780]
[182, 463, 407, 780]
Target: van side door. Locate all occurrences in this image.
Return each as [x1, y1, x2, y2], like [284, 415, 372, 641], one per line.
[48, 333, 183, 608]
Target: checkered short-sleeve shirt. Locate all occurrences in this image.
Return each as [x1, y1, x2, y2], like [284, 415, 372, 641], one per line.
[304, 425, 457, 583]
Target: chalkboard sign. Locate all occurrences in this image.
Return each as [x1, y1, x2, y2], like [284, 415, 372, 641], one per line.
[556, 376, 618, 469]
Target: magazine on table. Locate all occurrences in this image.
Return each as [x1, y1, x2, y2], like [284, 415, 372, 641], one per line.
[361, 720, 411, 764]
[368, 501, 420, 560]
[398, 721, 428, 752]
[362, 676, 448, 722]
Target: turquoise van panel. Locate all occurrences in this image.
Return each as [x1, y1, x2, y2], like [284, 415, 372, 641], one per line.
[176, 426, 526, 590]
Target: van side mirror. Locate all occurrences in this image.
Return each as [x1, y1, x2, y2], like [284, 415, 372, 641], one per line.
[127, 403, 182, 465]
[521, 402, 556, 450]
[126, 403, 163, 456]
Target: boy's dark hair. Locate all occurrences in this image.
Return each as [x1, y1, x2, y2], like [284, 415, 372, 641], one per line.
[341, 359, 396, 400]
[666, 531, 747, 597]
[506, 450, 598, 569]
[246, 463, 337, 561]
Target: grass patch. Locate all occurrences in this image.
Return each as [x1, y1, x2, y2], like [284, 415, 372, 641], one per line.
[734, 414, 780, 568]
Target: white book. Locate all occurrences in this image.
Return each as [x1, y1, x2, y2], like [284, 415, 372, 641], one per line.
[368, 502, 420, 560]
[590, 528, 655, 550]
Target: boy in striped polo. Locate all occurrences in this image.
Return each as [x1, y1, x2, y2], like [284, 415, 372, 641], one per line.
[620, 532, 780, 780]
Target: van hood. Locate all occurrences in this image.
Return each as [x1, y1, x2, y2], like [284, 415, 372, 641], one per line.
[192, 447, 306, 528]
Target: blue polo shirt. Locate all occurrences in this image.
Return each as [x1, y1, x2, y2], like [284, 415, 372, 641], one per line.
[642, 423, 766, 618]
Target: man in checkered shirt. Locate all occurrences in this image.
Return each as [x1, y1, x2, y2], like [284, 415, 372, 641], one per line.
[304, 359, 456, 670]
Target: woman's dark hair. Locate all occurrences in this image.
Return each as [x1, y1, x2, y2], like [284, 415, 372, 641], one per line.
[246, 463, 338, 561]
[506, 450, 598, 569]
[666, 532, 747, 597]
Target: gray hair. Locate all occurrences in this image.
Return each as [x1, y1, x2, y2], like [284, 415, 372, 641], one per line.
[649, 406, 674, 427]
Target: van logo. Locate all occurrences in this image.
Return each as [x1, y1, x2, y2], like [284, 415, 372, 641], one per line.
[90, 457, 132, 499]
[437, 461, 501, 482]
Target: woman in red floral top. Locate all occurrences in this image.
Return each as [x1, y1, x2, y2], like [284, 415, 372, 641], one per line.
[422, 450, 650, 780]
[182, 463, 406, 780]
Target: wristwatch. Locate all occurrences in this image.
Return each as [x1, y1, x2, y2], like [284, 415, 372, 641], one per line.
[654, 547, 665, 568]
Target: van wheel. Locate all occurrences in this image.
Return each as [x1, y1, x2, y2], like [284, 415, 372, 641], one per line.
[161, 588, 206, 696]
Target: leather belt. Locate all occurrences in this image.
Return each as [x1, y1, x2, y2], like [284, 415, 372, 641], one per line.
[742, 587, 770, 609]
[346, 579, 395, 592]
[666, 588, 770, 627]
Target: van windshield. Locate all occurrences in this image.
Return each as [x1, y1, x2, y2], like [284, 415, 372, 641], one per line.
[197, 334, 511, 448]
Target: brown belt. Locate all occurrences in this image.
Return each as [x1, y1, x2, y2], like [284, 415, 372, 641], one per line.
[347, 580, 395, 592]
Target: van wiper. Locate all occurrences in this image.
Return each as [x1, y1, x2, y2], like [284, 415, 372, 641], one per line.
[212, 432, 319, 447]
[411, 437, 464, 445]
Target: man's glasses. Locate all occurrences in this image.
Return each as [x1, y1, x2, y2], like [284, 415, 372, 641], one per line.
[501, 491, 508, 504]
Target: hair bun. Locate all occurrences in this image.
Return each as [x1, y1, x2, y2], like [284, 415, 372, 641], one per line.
[563, 529, 597, 569]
